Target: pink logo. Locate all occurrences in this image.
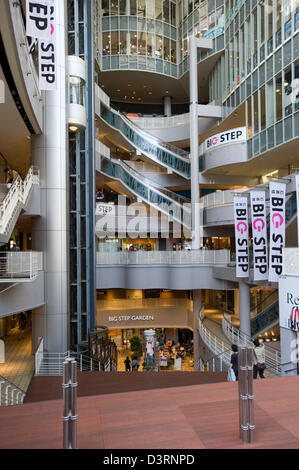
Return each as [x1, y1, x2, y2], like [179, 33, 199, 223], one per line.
[212, 137, 218, 146]
[51, 24, 55, 35]
[236, 222, 247, 234]
[272, 213, 284, 228]
[290, 307, 299, 331]
[253, 218, 265, 232]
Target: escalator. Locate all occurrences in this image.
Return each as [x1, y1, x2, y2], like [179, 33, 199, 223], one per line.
[95, 84, 191, 179]
[96, 148, 192, 231]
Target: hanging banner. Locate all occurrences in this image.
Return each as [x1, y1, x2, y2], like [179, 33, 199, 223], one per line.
[234, 196, 249, 278]
[296, 174, 299, 247]
[250, 191, 268, 280]
[268, 181, 286, 282]
[26, 0, 52, 39]
[38, 0, 57, 90]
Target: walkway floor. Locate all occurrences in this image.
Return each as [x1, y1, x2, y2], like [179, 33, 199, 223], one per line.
[0, 327, 35, 393]
[1, 375, 299, 449]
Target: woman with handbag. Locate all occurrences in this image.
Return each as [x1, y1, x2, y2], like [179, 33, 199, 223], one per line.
[253, 338, 266, 379]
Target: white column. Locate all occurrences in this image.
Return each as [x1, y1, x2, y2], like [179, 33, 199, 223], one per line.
[189, 37, 200, 250]
[239, 280, 251, 338]
[193, 290, 201, 371]
[163, 95, 172, 116]
[31, 0, 68, 352]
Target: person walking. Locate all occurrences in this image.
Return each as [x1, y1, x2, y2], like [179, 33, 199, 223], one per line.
[124, 356, 131, 372]
[132, 356, 139, 371]
[253, 338, 266, 378]
[229, 344, 239, 380]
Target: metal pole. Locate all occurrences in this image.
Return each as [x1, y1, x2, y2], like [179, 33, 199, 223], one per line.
[247, 348, 254, 444]
[62, 360, 70, 449]
[70, 359, 78, 449]
[239, 348, 249, 444]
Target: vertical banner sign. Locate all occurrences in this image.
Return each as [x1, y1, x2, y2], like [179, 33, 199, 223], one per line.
[250, 191, 268, 280]
[26, 0, 51, 39]
[234, 197, 249, 278]
[38, 0, 57, 90]
[296, 174, 299, 247]
[268, 181, 286, 282]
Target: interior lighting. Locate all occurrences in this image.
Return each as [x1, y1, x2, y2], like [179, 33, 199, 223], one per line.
[148, 91, 152, 95]
[69, 126, 78, 132]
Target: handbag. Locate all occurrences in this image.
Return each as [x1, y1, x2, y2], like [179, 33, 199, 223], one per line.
[257, 362, 266, 370]
[227, 368, 236, 382]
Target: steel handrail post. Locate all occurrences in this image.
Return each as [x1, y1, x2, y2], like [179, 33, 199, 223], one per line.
[62, 360, 70, 449]
[247, 348, 254, 444]
[70, 360, 78, 449]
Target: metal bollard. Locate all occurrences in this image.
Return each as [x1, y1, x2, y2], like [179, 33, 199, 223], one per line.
[247, 348, 254, 444]
[239, 348, 249, 444]
[62, 358, 78, 449]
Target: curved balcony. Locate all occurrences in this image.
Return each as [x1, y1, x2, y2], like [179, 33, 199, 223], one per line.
[0, 1, 43, 132]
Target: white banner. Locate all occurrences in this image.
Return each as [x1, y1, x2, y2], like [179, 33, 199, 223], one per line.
[250, 191, 268, 280]
[234, 196, 249, 278]
[279, 276, 299, 332]
[268, 181, 286, 282]
[26, 0, 52, 39]
[38, 0, 57, 90]
[204, 127, 247, 152]
[296, 174, 299, 247]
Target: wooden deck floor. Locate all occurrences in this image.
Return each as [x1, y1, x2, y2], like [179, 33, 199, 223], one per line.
[1, 375, 299, 449]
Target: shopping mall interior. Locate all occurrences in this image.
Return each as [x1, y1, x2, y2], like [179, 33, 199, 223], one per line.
[1, 0, 299, 450]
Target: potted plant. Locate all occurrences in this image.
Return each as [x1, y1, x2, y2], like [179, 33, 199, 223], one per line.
[129, 334, 143, 359]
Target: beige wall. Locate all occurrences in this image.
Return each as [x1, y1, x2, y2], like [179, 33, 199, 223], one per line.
[97, 304, 194, 331]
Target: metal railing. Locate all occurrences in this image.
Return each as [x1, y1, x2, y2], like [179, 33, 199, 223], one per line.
[222, 313, 281, 375]
[201, 188, 246, 209]
[0, 374, 26, 407]
[0, 167, 39, 240]
[0, 251, 43, 281]
[128, 112, 191, 130]
[35, 350, 117, 376]
[96, 249, 231, 266]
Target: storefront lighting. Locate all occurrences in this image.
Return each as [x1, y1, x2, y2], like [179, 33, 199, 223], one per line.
[69, 125, 78, 132]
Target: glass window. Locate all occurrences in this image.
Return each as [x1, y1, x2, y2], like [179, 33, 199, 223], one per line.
[253, 91, 259, 134]
[147, 32, 153, 56]
[102, 0, 109, 16]
[247, 97, 252, 138]
[130, 0, 137, 15]
[102, 32, 110, 55]
[147, 0, 155, 18]
[119, 31, 127, 54]
[69, 76, 85, 106]
[260, 86, 266, 130]
[111, 31, 119, 54]
[111, 0, 119, 15]
[137, 0, 146, 16]
[266, 79, 275, 127]
[155, 35, 163, 57]
[170, 2, 176, 26]
[276, 73, 282, 121]
[284, 67, 292, 116]
[130, 32, 137, 54]
[295, 0, 299, 31]
[171, 40, 176, 63]
[138, 31, 146, 55]
[276, 0, 282, 47]
[155, 0, 162, 20]
[163, 37, 170, 60]
[163, 0, 170, 23]
[119, 0, 127, 15]
[294, 60, 299, 111]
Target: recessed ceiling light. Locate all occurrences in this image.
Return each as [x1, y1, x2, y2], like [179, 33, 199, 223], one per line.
[116, 89, 120, 92]
[69, 125, 78, 132]
[165, 90, 168, 93]
[148, 91, 152, 95]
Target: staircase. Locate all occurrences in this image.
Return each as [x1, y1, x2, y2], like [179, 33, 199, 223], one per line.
[0, 167, 39, 244]
[96, 144, 192, 230]
[95, 84, 190, 179]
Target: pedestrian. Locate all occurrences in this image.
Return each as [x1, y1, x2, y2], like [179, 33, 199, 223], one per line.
[253, 338, 266, 379]
[132, 356, 139, 371]
[124, 356, 131, 372]
[229, 344, 238, 380]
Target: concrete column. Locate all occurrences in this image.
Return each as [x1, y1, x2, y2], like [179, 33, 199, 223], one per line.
[163, 95, 172, 116]
[239, 281, 251, 338]
[193, 289, 201, 371]
[31, 1, 68, 352]
[280, 327, 298, 376]
[189, 37, 200, 250]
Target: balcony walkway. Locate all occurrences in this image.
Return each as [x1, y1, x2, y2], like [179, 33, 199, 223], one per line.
[1, 375, 299, 448]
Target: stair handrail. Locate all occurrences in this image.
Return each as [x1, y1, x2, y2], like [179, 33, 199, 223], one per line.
[0, 373, 26, 406]
[222, 313, 281, 375]
[0, 166, 39, 235]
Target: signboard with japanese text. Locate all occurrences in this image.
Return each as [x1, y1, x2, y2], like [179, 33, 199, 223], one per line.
[234, 196, 249, 278]
[268, 181, 286, 283]
[250, 191, 268, 280]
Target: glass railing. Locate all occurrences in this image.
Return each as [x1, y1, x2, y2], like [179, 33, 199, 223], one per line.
[250, 301, 279, 338]
[96, 250, 230, 265]
[98, 153, 192, 229]
[98, 100, 191, 179]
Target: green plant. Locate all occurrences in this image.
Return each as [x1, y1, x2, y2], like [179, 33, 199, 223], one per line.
[129, 334, 143, 358]
[167, 357, 173, 369]
[144, 361, 154, 371]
